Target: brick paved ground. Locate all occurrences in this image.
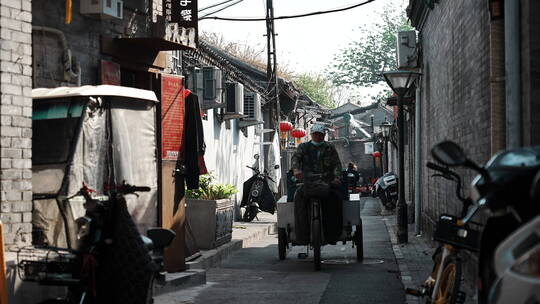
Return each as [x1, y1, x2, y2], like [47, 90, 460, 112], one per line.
[381, 208, 476, 304]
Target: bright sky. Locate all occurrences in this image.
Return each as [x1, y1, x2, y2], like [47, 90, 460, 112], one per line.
[198, 0, 409, 75]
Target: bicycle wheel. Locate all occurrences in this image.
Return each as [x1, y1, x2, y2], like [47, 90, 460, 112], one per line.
[311, 200, 321, 271]
[432, 256, 462, 304]
[278, 227, 287, 260]
[145, 273, 155, 304]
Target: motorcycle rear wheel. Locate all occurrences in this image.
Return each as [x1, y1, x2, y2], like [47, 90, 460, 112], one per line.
[242, 205, 258, 222]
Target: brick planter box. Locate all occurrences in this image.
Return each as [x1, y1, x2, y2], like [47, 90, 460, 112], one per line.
[186, 199, 234, 250]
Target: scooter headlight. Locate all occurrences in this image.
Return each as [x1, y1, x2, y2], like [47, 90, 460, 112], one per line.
[511, 244, 540, 277]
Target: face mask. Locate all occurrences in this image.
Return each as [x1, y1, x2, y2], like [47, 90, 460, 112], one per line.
[311, 140, 323, 146]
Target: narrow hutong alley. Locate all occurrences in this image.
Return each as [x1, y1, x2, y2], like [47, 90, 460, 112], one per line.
[3, 1, 540, 303]
[156, 198, 406, 304]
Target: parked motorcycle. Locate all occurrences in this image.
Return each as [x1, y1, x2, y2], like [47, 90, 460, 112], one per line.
[18, 182, 175, 304]
[374, 172, 398, 210]
[488, 213, 540, 303]
[240, 164, 279, 222]
[429, 141, 540, 304]
[486, 169, 540, 303]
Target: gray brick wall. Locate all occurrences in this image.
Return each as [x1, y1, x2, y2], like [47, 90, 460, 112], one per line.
[334, 141, 382, 181]
[1, 0, 33, 247]
[413, 0, 492, 292]
[418, 0, 491, 230]
[32, 0, 154, 87]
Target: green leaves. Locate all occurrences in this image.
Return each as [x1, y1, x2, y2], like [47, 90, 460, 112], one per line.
[326, 2, 413, 92]
[293, 73, 336, 108]
[186, 174, 238, 200]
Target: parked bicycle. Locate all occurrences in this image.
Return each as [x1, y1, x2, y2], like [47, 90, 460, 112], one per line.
[406, 160, 479, 304]
[18, 181, 175, 304]
[407, 141, 540, 304]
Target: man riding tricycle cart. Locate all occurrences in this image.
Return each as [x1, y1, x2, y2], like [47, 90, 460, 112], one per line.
[276, 124, 364, 271]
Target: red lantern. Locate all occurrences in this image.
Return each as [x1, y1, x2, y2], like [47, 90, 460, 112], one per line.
[279, 121, 293, 132]
[291, 128, 307, 138]
[372, 151, 382, 158]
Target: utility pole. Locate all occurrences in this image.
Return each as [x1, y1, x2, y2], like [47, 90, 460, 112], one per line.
[265, 0, 284, 194]
[265, 0, 280, 127]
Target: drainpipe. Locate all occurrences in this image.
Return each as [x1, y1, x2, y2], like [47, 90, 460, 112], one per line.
[32, 26, 82, 86]
[414, 87, 422, 235]
[504, 0, 521, 148]
[489, 0, 506, 154]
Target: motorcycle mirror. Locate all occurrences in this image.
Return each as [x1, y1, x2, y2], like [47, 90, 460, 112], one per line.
[254, 154, 259, 160]
[431, 141, 467, 167]
[274, 165, 280, 169]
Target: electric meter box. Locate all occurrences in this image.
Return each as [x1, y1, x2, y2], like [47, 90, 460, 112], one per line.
[396, 30, 418, 68]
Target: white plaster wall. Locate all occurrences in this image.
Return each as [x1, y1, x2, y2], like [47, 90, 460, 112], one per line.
[201, 109, 263, 206]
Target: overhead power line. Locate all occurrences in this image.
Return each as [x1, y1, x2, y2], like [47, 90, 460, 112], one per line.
[199, 0, 244, 19]
[199, 0, 377, 21]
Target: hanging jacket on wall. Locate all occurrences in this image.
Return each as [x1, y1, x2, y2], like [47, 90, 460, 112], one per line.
[182, 92, 207, 189]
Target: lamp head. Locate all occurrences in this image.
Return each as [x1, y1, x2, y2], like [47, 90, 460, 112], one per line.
[382, 70, 422, 96]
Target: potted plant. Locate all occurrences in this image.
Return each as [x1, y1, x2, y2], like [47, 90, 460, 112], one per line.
[185, 174, 238, 250]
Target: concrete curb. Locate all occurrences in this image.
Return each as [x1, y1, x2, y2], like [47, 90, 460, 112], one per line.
[187, 220, 277, 270]
[154, 269, 207, 296]
[381, 211, 421, 304]
[156, 219, 277, 296]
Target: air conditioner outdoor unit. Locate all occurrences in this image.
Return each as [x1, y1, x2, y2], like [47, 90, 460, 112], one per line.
[239, 91, 263, 127]
[396, 30, 418, 68]
[81, 0, 123, 19]
[186, 67, 203, 103]
[201, 66, 224, 109]
[223, 82, 245, 120]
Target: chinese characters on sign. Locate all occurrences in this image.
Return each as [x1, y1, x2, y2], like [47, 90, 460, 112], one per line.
[100, 60, 121, 85]
[164, 0, 198, 28]
[164, 0, 198, 48]
[161, 74, 185, 161]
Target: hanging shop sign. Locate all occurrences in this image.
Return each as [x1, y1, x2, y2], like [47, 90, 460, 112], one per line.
[161, 74, 185, 161]
[100, 60, 121, 85]
[163, 0, 199, 48]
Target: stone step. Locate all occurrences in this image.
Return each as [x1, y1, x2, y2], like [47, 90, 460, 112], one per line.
[154, 269, 206, 296]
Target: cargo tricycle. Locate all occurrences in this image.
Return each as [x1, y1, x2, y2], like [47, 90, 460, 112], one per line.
[276, 176, 364, 271]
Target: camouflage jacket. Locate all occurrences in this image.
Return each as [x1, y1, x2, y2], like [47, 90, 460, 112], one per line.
[291, 141, 342, 182]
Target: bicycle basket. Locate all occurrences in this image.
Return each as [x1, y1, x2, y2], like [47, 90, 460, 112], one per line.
[17, 246, 80, 285]
[433, 214, 480, 252]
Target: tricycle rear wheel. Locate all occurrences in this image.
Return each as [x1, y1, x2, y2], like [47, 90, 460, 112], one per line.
[354, 222, 363, 261]
[312, 218, 321, 271]
[278, 228, 287, 260]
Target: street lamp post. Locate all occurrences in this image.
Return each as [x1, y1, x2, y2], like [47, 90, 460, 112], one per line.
[370, 115, 376, 180]
[380, 121, 392, 174]
[382, 70, 421, 244]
